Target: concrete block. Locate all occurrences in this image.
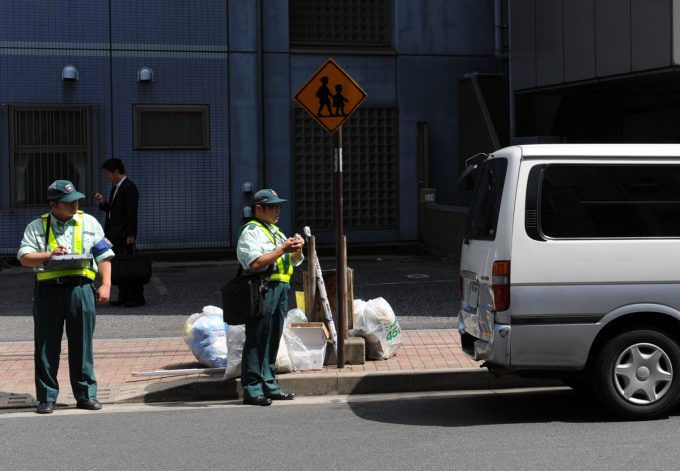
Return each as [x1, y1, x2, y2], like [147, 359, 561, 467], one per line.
[324, 336, 365, 365]
[279, 372, 340, 396]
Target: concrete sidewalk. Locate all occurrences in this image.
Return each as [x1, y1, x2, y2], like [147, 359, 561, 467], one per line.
[0, 329, 558, 410]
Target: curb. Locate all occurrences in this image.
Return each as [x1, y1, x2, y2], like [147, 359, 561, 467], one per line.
[89, 368, 567, 405]
[0, 368, 564, 409]
[121, 368, 564, 404]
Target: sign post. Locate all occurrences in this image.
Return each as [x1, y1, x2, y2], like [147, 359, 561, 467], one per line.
[335, 126, 345, 366]
[294, 59, 367, 368]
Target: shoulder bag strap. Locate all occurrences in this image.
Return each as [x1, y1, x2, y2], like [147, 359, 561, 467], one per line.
[44, 214, 51, 251]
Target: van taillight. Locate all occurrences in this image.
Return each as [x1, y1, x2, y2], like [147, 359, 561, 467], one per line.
[492, 261, 510, 311]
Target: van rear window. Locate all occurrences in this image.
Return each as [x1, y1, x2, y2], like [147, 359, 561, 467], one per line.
[465, 158, 508, 241]
[540, 165, 680, 238]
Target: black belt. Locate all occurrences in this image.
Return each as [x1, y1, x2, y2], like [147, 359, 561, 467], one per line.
[37, 276, 93, 287]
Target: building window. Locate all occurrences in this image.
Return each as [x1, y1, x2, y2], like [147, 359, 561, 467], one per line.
[134, 105, 210, 150]
[9, 105, 91, 207]
[289, 0, 390, 47]
[293, 107, 398, 230]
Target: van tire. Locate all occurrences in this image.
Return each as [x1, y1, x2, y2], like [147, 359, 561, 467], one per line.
[593, 329, 680, 420]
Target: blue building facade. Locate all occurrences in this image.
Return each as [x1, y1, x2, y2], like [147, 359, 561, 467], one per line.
[0, 0, 498, 254]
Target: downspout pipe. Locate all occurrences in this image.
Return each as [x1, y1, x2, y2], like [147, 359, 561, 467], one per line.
[506, 0, 516, 141]
[257, 0, 265, 186]
[495, 0, 507, 60]
[496, 0, 515, 142]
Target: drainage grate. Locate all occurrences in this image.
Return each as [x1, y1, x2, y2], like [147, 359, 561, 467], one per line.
[0, 393, 36, 408]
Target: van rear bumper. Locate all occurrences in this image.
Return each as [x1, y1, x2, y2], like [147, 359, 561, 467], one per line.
[458, 314, 511, 366]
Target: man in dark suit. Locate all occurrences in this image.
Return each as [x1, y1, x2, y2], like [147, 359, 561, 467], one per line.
[94, 158, 145, 307]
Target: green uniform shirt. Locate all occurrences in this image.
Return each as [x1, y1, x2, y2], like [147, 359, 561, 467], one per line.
[236, 222, 304, 272]
[17, 212, 114, 274]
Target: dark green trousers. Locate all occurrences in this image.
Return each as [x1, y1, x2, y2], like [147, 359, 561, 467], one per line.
[33, 283, 97, 403]
[241, 281, 289, 399]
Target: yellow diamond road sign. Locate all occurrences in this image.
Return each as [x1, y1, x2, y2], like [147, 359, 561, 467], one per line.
[294, 59, 367, 134]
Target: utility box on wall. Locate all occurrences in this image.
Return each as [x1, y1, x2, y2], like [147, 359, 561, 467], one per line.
[419, 188, 436, 204]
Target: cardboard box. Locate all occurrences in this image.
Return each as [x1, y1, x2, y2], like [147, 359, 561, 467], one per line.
[287, 322, 329, 371]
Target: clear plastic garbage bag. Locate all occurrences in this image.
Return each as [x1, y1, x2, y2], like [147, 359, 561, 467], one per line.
[223, 324, 246, 379]
[351, 297, 402, 360]
[183, 305, 228, 368]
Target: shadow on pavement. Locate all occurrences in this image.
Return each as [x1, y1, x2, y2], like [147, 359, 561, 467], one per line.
[347, 389, 637, 426]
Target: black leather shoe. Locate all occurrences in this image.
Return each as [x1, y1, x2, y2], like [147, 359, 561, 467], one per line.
[76, 399, 102, 410]
[243, 396, 272, 406]
[266, 392, 295, 400]
[36, 402, 55, 414]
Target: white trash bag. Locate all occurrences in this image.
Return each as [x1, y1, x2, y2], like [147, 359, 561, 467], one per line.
[274, 308, 307, 373]
[285, 307, 308, 326]
[223, 324, 246, 379]
[183, 305, 228, 368]
[223, 330, 294, 378]
[351, 297, 402, 360]
[275, 334, 293, 374]
[223, 308, 300, 378]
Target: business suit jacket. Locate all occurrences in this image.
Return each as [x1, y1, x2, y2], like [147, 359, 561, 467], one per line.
[99, 177, 139, 246]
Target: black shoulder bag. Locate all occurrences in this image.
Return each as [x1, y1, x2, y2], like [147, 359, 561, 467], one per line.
[111, 246, 152, 285]
[221, 265, 267, 325]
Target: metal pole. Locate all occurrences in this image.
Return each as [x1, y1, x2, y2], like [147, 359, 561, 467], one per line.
[335, 126, 346, 367]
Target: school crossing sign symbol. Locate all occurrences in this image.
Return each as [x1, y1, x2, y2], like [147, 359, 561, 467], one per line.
[294, 59, 367, 134]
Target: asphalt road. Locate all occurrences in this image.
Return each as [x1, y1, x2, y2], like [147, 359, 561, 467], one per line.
[3, 388, 680, 470]
[0, 254, 459, 342]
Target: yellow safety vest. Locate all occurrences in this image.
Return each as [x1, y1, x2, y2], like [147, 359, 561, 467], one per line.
[36, 211, 96, 281]
[243, 220, 294, 283]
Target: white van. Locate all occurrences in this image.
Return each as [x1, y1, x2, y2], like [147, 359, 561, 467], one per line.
[458, 144, 680, 420]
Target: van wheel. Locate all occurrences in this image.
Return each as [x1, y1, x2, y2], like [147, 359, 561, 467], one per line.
[593, 329, 680, 420]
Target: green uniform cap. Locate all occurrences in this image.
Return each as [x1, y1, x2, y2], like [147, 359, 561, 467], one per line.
[47, 180, 85, 202]
[253, 189, 287, 205]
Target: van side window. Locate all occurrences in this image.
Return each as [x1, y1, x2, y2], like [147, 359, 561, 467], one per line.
[540, 165, 680, 238]
[465, 159, 508, 241]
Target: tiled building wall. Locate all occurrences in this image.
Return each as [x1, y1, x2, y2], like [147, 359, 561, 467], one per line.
[0, 0, 499, 253]
[0, 0, 230, 253]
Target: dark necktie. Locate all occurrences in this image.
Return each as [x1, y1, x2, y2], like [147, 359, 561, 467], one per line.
[107, 186, 116, 219]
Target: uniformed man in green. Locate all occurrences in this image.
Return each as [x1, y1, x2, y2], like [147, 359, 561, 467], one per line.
[18, 180, 115, 414]
[236, 189, 304, 406]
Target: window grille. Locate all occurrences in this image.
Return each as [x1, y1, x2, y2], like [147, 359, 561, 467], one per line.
[293, 107, 397, 230]
[9, 105, 91, 207]
[290, 0, 390, 47]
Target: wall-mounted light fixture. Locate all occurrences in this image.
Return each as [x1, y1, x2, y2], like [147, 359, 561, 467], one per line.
[137, 67, 154, 83]
[62, 65, 79, 81]
[241, 181, 254, 218]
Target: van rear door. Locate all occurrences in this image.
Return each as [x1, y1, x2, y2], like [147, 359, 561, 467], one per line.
[460, 157, 510, 343]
